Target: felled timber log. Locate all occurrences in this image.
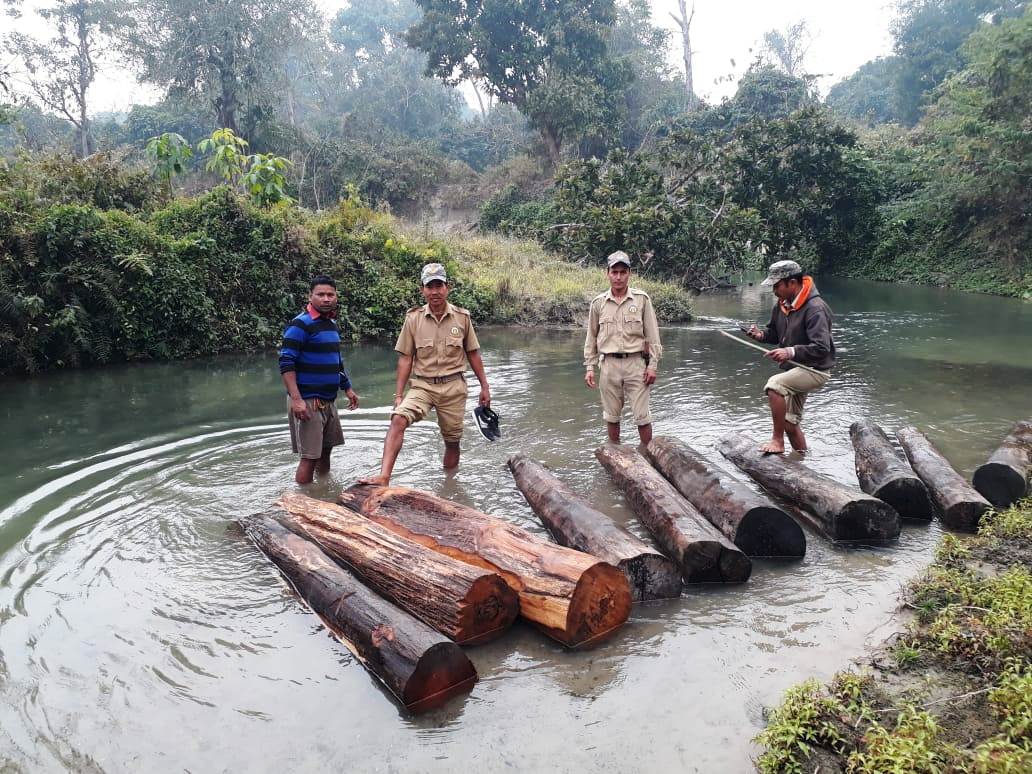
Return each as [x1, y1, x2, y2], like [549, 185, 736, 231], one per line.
[338, 485, 632, 649]
[507, 454, 682, 601]
[644, 436, 806, 558]
[973, 420, 1032, 508]
[718, 433, 901, 542]
[849, 420, 932, 520]
[275, 492, 518, 645]
[240, 511, 477, 714]
[897, 426, 991, 532]
[594, 443, 752, 583]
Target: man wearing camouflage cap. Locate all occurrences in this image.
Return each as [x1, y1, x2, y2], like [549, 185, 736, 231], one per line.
[584, 250, 663, 444]
[359, 263, 491, 485]
[747, 259, 835, 454]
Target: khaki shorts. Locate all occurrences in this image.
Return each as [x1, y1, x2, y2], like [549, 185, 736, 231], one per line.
[392, 376, 468, 442]
[288, 397, 345, 459]
[764, 367, 831, 426]
[600, 355, 653, 426]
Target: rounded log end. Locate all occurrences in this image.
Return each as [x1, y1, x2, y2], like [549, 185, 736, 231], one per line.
[402, 641, 478, 714]
[617, 554, 682, 601]
[719, 547, 752, 583]
[456, 574, 521, 646]
[973, 462, 1027, 509]
[874, 478, 934, 521]
[835, 500, 902, 542]
[942, 500, 991, 534]
[736, 507, 807, 558]
[563, 562, 632, 649]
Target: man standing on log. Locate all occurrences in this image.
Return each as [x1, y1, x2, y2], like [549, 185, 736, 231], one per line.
[280, 275, 360, 484]
[747, 259, 835, 454]
[359, 263, 491, 486]
[584, 251, 662, 445]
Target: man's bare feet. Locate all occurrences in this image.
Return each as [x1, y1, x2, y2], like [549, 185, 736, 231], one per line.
[759, 439, 785, 454]
[356, 474, 390, 486]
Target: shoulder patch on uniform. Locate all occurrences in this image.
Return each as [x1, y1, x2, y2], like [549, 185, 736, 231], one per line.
[630, 287, 651, 298]
[591, 292, 608, 304]
[406, 306, 423, 314]
[452, 306, 471, 316]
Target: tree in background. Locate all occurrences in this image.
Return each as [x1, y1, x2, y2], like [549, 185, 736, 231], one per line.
[760, 20, 812, 79]
[826, 57, 903, 125]
[4, 0, 129, 157]
[668, 0, 698, 110]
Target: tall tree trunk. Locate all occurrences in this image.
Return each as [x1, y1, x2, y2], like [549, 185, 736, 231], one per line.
[670, 0, 698, 110]
[540, 125, 562, 168]
[75, 0, 94, 157]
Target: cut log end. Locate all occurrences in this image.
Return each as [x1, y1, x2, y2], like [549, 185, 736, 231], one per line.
[875, 478, 933, 521]
[681, 540, 752, 583]
[562, 562, 633, 649]
[942, 500, 991, 533]
[836, 501, 903, 542]
[456, 575, 521, 646]
[617, 554, 682, 601]
[973, 462, 1026, 509]
[735, 507, 807, 558]
[402, 641, 479, 713]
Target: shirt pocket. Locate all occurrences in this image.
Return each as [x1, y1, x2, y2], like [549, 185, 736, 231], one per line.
[417, 338, 435, 359]
[445, 335, 464, 350]
[598, 312, 617, 347]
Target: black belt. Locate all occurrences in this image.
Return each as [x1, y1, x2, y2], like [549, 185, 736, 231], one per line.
[603, 352, 645, 359]
[413, 372, 464, 384]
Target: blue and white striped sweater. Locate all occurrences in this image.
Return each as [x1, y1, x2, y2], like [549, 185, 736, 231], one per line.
[279, 311, 352, 400]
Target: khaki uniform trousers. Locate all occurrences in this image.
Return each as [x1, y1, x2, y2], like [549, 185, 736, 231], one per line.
[764, 367, 831, 426]
[599, 355, 652, 426]
[392, 376, 468, 442]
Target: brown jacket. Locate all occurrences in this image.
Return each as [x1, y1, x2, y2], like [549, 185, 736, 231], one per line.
[760, 286, 835, 371]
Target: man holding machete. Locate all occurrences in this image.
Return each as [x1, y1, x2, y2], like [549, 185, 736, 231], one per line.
[746, 259, 835, 454]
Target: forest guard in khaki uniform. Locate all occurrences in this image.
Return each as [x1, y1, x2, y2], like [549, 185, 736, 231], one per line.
[584, 251, 663, 444]
[359, 263, 491, 486]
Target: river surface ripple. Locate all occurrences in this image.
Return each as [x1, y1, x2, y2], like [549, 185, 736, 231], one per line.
[1, 276, 1030, 772]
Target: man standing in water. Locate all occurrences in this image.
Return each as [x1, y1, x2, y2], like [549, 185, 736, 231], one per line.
[280, 275, 360, 484]
[747, 259, 835, 454]
[359, 263, 491, 486]
[584, 250, 663, 444]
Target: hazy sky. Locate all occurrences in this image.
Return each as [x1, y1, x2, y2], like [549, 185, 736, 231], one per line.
[5, 0, 896, 115]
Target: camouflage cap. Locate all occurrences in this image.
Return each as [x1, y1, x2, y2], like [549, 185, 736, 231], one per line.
[761, 259, 803, 286]
[606, 250, 631, 268]
[420, 263, 447, 286]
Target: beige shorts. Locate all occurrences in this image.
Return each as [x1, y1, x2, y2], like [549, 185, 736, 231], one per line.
[600, 355, 653, 426]
[764, 367, 831, 425]
[392, 376, 468, 442]
[288, 397, 345, 459]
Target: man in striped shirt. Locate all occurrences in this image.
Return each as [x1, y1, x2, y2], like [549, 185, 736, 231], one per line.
[279, 275, 359, 483]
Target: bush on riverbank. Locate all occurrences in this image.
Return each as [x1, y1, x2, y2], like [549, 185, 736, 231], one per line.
[755, 501, 1032, 773]
[0, 158, 692, 375]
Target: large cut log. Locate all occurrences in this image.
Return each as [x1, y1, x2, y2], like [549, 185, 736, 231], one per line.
[595, 443, 752, 583]
[718, 433, 901, 542]
[275, 492, 518, 645]
[338, 485, 632, 649]
[849, 420, 933, 520]
[897, 426, 991, 532]
[240, 511, 477, 714]
[507, 454, 682, 601]
[644, 436, 806, 558]
[973, 420, 1032, 508]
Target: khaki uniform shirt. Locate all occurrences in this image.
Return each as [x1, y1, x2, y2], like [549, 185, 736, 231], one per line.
[395, 302, 481, 377]
[583, 288, 663, 372]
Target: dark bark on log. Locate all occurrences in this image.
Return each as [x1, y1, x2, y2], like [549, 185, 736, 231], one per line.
[338, 485, 632, 649]
[594, 443, 752, 583]
[645, 436, 806, 558]
[849, 420, 933, 520]
[718, 433, 901, 542]
[275, 493, 518, 645]
[897, 426, 991, 532]
[239, 511, 477, 714]
[973, 420, 1032, 508]
[507, 454, 682, 601]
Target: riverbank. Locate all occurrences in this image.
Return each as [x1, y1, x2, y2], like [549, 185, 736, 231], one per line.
[755, 500, 1032, 773]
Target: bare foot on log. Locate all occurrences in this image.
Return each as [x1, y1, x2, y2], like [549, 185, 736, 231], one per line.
[759, 439, 785, 454]
[357, 474, 390, 486]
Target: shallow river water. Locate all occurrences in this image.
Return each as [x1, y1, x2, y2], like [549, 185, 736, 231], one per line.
[1, 276, 1031, 773]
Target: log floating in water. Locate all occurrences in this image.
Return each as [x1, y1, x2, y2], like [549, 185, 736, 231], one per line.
[338, 485, 632, 649]
[240, 511, 477, 714]
[644, 436, 806, 558]
[507, 454, 682, 601]
[896, 426, 991, 532]
[594, 443, 752, 583]
[849, 420, 932, 520]
[973, 420, 1032, 508]
[275, 492, 518, 646]
[718, 433, 901, 542]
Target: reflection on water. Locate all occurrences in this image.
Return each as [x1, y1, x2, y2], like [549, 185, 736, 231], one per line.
[1, 276, 1030, 772]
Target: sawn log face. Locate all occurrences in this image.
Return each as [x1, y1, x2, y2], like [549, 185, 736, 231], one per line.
[507, 454, 682, 601]
[645, 436, 806, 558]
[897, 426, 991, 532]
[973, 420, 1032, 508]
[239, 511, 477, 714]
[718, 433, 901, 543]
[849, 420, 933, 520]
[594, 443, 752, 583]
[275, 492, 518, 645]
[338, 485, 632, 649]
